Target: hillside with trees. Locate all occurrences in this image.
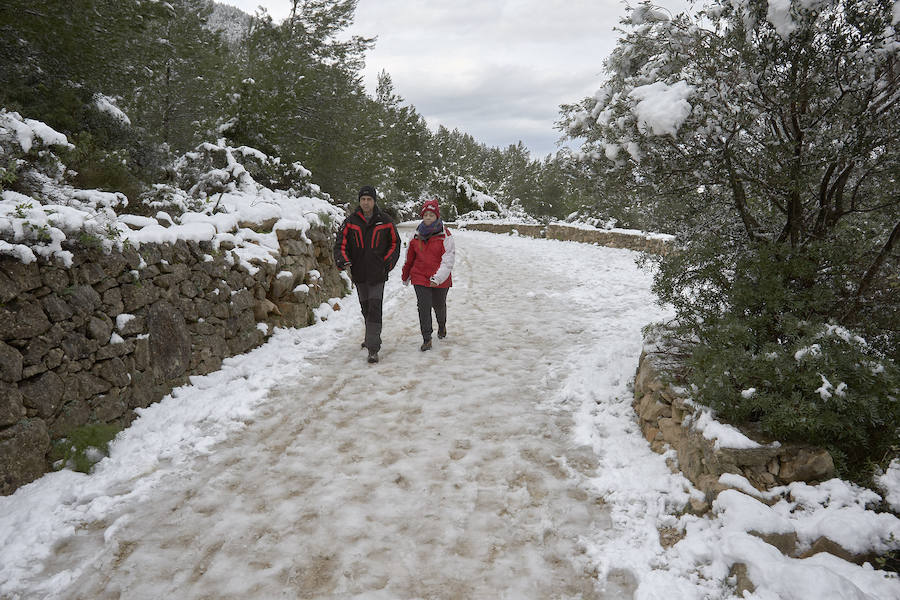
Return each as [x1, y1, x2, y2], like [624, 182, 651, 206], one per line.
[0, 0, 591, 221]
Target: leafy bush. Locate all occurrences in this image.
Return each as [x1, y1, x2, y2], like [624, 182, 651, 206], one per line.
[658, 241, 900, 481]
[63, 131, 144, 203]
[690, 319, 899, 479]
[49, 423, 121, 474]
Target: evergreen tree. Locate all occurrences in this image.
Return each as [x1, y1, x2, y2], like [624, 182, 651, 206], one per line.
[124, 0, 232, 156]
[562, 0, 900, 477]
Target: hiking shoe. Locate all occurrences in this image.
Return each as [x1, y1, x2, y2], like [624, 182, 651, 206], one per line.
[437, 326, 446, 339]
[367, 351, 379, 363]
[420, 339, 432, 351]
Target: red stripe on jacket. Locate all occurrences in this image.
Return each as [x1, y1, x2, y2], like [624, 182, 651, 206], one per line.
[341, 223, 363, 263]
[372, 223, 398, 263]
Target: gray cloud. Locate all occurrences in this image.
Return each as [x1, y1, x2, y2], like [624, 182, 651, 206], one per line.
[218, 0, 688, 157]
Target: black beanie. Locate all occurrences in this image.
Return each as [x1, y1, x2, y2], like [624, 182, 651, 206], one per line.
[358, 185, 377, 200]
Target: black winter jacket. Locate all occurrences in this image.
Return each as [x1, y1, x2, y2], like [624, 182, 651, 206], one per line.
[333, 205, 401, 284]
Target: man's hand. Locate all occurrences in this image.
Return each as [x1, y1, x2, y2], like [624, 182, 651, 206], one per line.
[403, 278, 410, 286]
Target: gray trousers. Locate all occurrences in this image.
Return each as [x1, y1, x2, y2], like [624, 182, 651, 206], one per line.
[413, 285, 448, 341]
[357, 281, 385, 352]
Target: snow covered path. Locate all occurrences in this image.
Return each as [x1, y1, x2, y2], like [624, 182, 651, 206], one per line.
[3, 228, 672, 599]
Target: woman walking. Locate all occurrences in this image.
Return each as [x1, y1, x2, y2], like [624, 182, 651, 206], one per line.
[401, 199, 455, 351]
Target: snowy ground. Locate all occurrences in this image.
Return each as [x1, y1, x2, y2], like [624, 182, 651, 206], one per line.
[1, 228, 898, 599]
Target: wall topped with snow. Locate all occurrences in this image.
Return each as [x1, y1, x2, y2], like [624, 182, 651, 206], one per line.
[0, 225, 344, 495]
[458, 221, 674, 255]
[633, 348, 836, 511]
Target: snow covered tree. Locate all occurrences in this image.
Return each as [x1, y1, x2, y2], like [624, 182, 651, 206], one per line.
[224, 0, 374, 202]
[562, 0, 900, 478]
[124, 0, 232, 155]
[0, 0, 171, 198]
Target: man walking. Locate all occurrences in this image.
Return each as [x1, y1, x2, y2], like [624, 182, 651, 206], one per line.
[333, 185, 400, 363]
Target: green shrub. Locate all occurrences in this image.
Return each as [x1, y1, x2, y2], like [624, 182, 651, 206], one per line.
[655, 240, 900, 482]
[63, 132, 144, 202]
[50, 423, 122, 474]
[690, 319, 899, 479]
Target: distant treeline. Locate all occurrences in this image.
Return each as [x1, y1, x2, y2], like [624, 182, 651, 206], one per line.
[0, 0, 605, 221]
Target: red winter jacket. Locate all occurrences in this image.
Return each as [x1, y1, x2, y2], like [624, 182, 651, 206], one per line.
[401, 226, 455, 288]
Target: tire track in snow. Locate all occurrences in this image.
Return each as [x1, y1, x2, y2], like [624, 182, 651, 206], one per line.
[30, 228, 662, 600]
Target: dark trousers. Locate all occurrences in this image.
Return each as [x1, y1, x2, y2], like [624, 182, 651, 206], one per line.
[357, 281, 385, 352]
[413, 285, 448, 341]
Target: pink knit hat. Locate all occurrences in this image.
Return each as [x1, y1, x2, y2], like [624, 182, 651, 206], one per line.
[420, 199, 440, 217]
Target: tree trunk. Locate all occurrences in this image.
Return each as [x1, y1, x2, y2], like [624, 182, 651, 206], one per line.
[843, 218, 900, 321]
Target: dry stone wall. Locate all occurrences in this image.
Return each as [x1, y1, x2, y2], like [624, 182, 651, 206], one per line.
[459, 222, 673, 255]
[631, 350, 900, 569]
[0, 224, 344, 495]
[633, 350, 836, 508]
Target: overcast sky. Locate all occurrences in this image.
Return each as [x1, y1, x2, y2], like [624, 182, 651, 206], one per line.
[216, 1, 685, 158]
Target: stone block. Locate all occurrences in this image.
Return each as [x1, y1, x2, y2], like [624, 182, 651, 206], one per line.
[94, 357, 130, 387]
[60, 332, 97, 361]
[799, 536, 872, 564]
[147, 300, 191, 383]
[642, 424, 660, 444]
[0, 258, 41, 293]
[230, 288, 256, 313]
[41, 267, 71, 293]
[194, 298, 213, 319]
[125, 371, 156, 409]
[19, 371, 64, 419]
[778, 447, 834, 483]
[198, 260, 228, 279]
[94, 277, 118, 294]
[275, 301, 309, 327]
[644, 399, 672, 423]
[41, 295, 73, 322]
[0, 419, 51, 496]
[121, 282, 158, 312]
[0, 300, 52, 341]
[141, 244, 163, 266]
[115, 314, 145, 337]
[74, 261, 105, 285]
[172, 240, 192, 264]
[67, 285, 102, 316]
[21, 323, 66, 367]
[121, 245, 143, 270]
[253, 299, 279, 321]
[97, 250, 127, 279]
[0, 381, 25, 426]
[75, 371, 111, 401]
[44, 347, 64, 370]
[269, 271, 296, 300]
[22, 363, 47, 378]
[49, 400, 91, 438]
[279, 239, 313, 257]
[0, 270, 17, 303]
[0, 341, 23, 381]
[213, 304, 231, 319]
[86, 315, 114, 342]
[657, 417, 683, 445]
[155, 263, 191, 289]
[227, 321, 264, 355]
[91, 389, 127, 422]
[716, 445, 781, 471]
[179, 280, 199, 299]
[102, 288, 124, 315]
[133, 336, 150, 371]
